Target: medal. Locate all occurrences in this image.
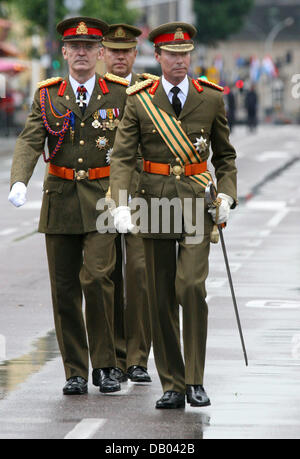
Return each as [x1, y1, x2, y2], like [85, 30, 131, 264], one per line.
[107, 109, 115, 131]
[113, 108, 120, 128]
[96, 136, 109, 150]
[99, 109, 108, 130]
[92, 111, 101, 129]
[194, 136, 208, 152]
[69, 112, 75, 144]
[92, 120, 101, 128]
[106, 148, 113, 165]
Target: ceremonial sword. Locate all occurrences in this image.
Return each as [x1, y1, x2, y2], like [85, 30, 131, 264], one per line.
[205, 182, 248, 367]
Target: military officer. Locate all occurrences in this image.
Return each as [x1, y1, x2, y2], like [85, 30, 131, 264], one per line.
[109, 22, 237, 408]
[101, 24, 152, 384]
[8, 17, 132, 395]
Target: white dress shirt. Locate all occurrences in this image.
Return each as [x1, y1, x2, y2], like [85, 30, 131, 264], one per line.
[69, 74, 96, 106]
[161, 75, 189, 108]
[125, 73, 133, 84]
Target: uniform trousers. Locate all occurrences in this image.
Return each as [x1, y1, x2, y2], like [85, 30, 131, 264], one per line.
[143, 235, 210, 394]
[45, 231, 117, 381]
[113, 233, 151, 372]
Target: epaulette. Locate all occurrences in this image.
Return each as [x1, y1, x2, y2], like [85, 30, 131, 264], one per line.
[126, 79, 153, 96]
[104, 73, 129, 87]
[192, 79, 204, 94]
[37, 77, 63, 89]
[197, 78, 224, 92]
[141, 73, 160, 81]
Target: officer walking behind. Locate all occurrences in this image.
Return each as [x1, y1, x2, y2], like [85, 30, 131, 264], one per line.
[109, 22, 237, 409]
[101, 25, 152, 384]
[8, 17, 131, 396]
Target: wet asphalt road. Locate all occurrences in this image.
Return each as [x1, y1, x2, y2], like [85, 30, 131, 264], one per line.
[0, 125, 300, 440]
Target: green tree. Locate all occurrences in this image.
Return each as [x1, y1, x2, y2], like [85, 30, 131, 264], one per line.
[4, 0, 138, 35]
[81, 0, 138, 25]
[194, 0, 254, 45]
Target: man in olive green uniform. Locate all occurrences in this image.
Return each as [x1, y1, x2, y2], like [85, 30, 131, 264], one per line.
[101, 25, 151, 384]
[8, 17, 132, 395]
[109, 23, 237, 408]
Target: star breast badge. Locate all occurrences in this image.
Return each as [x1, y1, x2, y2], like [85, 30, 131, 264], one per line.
[96, 136, 109, 150]
[193, 136, 208, 152]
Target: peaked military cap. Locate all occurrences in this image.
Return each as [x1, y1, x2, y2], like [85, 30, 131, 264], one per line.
[148, 22, 197, 53]
[57, 16, 109, 42]
[102, 24, 142, 49]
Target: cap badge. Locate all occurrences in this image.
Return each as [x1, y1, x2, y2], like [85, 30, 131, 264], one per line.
[76, 22, 88, 35]
[115, 27, 126, 38]
[174, 28, 184, 40]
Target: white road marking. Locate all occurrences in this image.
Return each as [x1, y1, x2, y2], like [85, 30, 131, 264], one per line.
[246, 299, 300, 309]
[64, 418, 106, 439]
[259, 229, 271, 237]
[267, 208, 290, 228]
[0, 228, 17, 236]
[244, 239, 263, 247]
[207, 278, 227, 288]
[246, 201, 287, 210]
[229, 250, 254, 259]
[256, 151, 289, 162]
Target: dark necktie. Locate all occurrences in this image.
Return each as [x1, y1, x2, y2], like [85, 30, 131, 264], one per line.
[77, 85, 87, 114]
[171, 86, 182, 118]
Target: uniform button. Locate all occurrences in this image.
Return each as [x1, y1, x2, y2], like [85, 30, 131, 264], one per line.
[178, 121, 182, 125]
[56, 122, 60, 127]
[78, 158, 84, 164]
[152, 129, 157, 133]
[176, 175, 181, 181]
[176, 157, 181, 163]
[141, 189, 145, 194]
[45, 190, 49, 194]
[80, 140, 85, 146]
[201, 128, 204, 133]
[81, 122, 85, 127]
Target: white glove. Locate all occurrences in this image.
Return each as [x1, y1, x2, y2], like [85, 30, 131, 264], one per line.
[8, 182, 27, 207]
[208, 193, 234, 224]
[111, 206, 134, 233]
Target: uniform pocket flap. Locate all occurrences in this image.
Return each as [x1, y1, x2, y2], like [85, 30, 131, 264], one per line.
[43, 181, 64, 194]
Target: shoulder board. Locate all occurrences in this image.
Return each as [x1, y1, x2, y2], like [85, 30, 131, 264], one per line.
[197, 78, 224, 92]
[37, 77, 63, 89]
[126, 79, 153, 96]
[141, 73, 160, 81]
[104, 73, 129, 87]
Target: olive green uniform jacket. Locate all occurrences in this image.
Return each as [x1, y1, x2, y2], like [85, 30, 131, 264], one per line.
[110, 76, 237, 239]
[10, 73, 127, 234]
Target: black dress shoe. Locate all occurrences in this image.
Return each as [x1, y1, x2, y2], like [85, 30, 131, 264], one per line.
[186, 385, 211, 407]
[110, 367, 128, 383]
[127, 365, 152, 383]
[92, 368, 121, 393]
[63, 376, 88, 395]
[156, 391, 185, 409]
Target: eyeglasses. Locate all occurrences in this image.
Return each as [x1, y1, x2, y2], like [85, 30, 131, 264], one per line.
[66, 43, 100, 52]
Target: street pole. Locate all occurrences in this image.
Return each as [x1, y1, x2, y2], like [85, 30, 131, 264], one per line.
[264, 17, 294, 57]
[177, 0, 194, 22]
[47, 0, 56, 78]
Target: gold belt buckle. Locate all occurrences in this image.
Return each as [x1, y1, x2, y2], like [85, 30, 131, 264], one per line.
[170, 164, 184, 176]
[75, 169, 89, 181]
